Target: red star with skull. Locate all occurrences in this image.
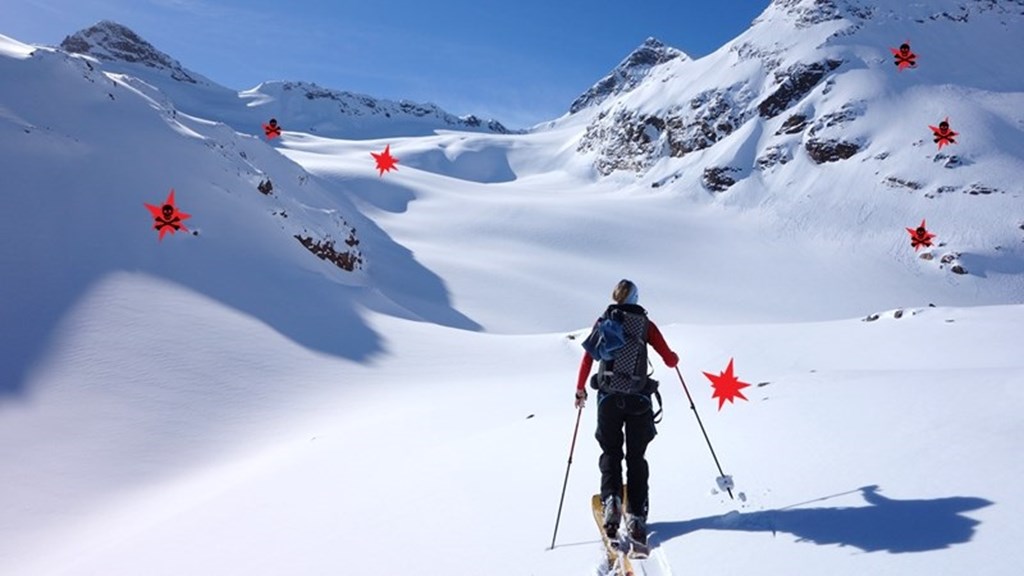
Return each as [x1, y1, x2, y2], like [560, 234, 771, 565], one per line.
[907, 219, 936, 251]
[929, 118, 958, 150]
[144, 189, 191, 241]
[263, 118, 281, 140]
[371, 144, 399, 176]
[703, 358, 751, 410]
[890, 42, 917, 71]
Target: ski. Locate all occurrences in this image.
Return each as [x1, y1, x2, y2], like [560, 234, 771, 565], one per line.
[590, 493, 634, 576]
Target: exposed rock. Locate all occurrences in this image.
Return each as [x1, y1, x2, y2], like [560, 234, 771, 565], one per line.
[807, 101, 865, 137]
[770, 0, 875, 28]
[578, 109, 665, 175]
[933, 153, 965, 168]
[56, 23, 515, 136]
[294, 233, 362, 272]
[277, 81, 512, 134]
[805, 138, 860, 163]
[757, 59, 842, 119]
[772, 0, 844, 27]
[777, 114, 809, 135]
[930, 8, 970, 22]
[570, 38, 688, 113]
[756, 145, 793, 170]
[460, 115, 512, 134]
[926, 0, 1024, 23]
[702, 166, 742, 192]
[771, 0, 844, 27]
[729, 41, 782, 71]
[60, 20, 198, 83]
[951, 265, 968, 275]
[966, 183, 1001, 195]
[578, 83, 754, 175]
[666, 86, 754, 155]
[257, 179, 273, 195]
[883, 176, 922, 190]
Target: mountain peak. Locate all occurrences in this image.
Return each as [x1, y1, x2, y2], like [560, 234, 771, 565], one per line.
[60, 20, 198, 83]
[763, 0, 876, 28]
[569, 37, 689, 114]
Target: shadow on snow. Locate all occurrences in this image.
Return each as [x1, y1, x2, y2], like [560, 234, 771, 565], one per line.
[649, 485, 992, 553]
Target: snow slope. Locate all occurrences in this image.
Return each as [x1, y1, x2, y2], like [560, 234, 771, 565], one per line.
[2, 1, 1024, 573]
[4, 291, 1022, 575]
[58, 20, 514, 139]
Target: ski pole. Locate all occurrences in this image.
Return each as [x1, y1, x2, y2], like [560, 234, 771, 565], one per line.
[549, 404, 584, 550]
[674, 366, 734, 500]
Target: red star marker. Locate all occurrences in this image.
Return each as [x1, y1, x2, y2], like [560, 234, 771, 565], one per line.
[929, 118, 958, 150]
[263, 118, 281, 140]
[890, 42, 917, 71]
[703, 358, 751, 410]
[907, 219, 936, 250]
[144, 189, 191, 241]
[371, 144, 399, 176]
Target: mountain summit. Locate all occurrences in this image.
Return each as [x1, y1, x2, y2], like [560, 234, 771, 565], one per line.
[58, 21, 511, 137]
[574, 0, 1024, 184]
[60, 20, 199, 83]
[569, 37, 689, 114]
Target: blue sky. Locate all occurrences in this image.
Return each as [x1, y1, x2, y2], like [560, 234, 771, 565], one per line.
[7, 0, 769, 128]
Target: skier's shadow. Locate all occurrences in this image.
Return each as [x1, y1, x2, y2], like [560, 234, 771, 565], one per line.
[649, 485, 992, 553]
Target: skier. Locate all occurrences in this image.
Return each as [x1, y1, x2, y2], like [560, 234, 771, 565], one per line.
[575, 279, 679, 551]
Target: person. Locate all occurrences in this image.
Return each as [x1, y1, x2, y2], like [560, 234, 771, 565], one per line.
[575, 279, 679, 548]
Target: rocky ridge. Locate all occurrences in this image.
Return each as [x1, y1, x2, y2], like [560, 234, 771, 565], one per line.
[60, 21, 512, 136]
[569, 37, 688, 114]
[61, 20, 199, 83]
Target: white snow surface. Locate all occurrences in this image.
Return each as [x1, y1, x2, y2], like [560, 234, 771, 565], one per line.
[2, 2, 1024, 575]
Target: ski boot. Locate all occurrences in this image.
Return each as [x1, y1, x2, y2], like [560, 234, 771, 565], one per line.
[625, 513, 650, 559]
[602, 494, 622, 539]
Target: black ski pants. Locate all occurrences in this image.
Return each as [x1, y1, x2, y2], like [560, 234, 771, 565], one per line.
[596, 390, 657, 518]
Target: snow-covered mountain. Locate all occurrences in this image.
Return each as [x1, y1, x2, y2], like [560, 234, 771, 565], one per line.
[569, 37, 689, 114]
[60, 20, 513, 138]
[565, 0, 1024, 291]
[1, 2, 1023, 575]
[59, 19, 204, 84]
[575, 0, 1024, 178]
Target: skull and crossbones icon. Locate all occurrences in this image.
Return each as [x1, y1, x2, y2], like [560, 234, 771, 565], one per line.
[929, 118, 958, 150]
[891, 42, 917, 71]
[263, 118, 282, 140]
[155, 203, 183, 232]
[144, 189, 191, 241]
[907, 219, 936, 250]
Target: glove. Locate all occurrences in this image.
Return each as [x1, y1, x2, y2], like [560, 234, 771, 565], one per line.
[574, 388, 588, 409]
[665, 351, 679, 369]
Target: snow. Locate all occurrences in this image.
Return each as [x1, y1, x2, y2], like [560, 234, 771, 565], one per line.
[2, 2, 1024, 575]
[0, 33, 35, 59]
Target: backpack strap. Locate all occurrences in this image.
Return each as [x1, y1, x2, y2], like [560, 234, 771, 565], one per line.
[593, 382, 664, 424]
[652, 388, 663, 424]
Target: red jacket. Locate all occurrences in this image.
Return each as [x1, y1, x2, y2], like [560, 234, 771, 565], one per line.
[577, 319, 678, 391]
